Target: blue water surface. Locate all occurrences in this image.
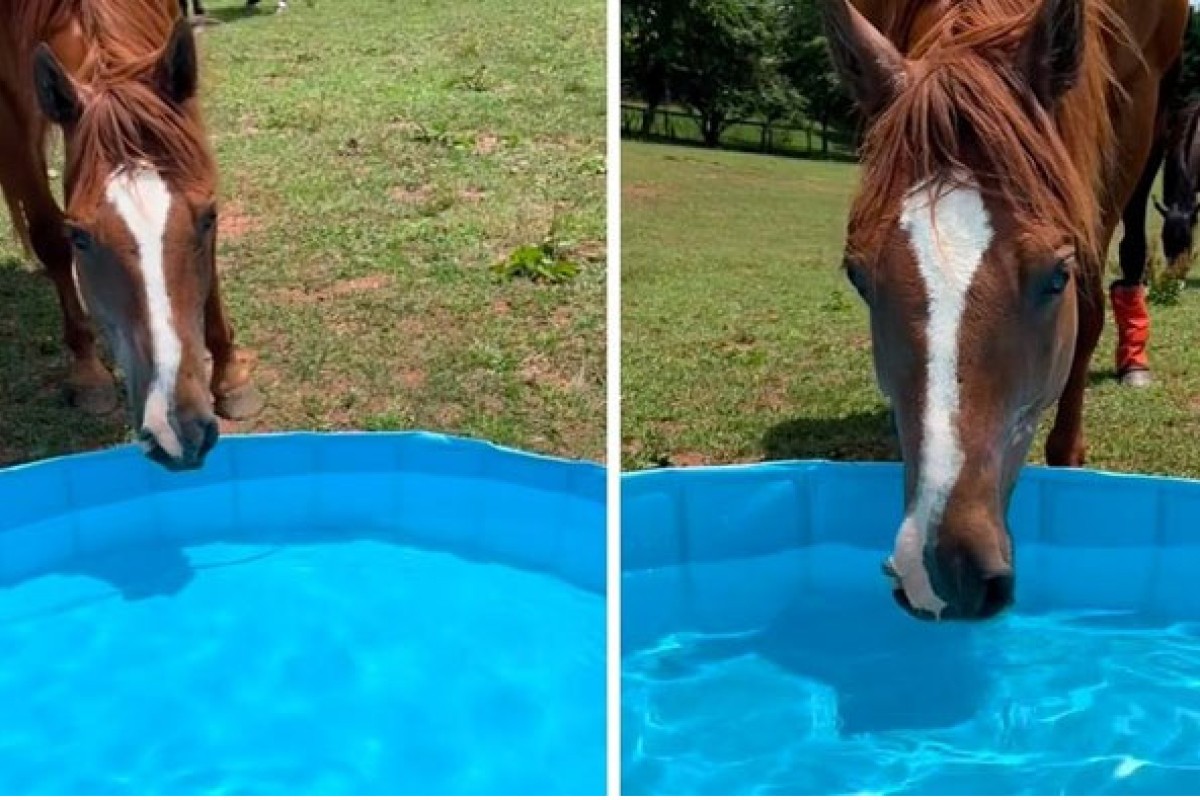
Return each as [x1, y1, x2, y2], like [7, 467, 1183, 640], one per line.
[0, 539, 604, 794]
[622, 460, 1200, 796]
[622, 549, 1200, 796]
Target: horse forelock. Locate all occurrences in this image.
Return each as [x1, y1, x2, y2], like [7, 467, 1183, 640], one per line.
[13, 0, 214, 209]
[850, 0, 1128, 282]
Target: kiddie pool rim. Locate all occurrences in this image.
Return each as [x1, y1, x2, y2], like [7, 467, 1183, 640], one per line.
[621, 459, 1200, 572]
[0, 431, 606, 594]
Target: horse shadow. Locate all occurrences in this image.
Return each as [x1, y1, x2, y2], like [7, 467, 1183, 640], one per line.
[761, 407, 898, 462]
[645, 594, 989, 734]
[0, 258, 126, 468]
[748, 597, 988, 733]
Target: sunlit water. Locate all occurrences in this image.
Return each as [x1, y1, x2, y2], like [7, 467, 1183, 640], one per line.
[0, 540, 604, 794]
[624, 595, 1200, 794]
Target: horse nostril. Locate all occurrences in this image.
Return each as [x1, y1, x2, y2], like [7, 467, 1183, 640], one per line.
[979, 573, 1014, 618]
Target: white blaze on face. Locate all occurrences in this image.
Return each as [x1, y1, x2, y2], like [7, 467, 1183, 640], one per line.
[105, 168, 181, 459]
[892, 181, 994, 616]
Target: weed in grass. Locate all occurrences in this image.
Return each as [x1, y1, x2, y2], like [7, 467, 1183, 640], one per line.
[1147, 252, 1185, 307]
[493, 240, 581, 283]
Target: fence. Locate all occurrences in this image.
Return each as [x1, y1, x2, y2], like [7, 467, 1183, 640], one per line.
[620, 103, 855, 160]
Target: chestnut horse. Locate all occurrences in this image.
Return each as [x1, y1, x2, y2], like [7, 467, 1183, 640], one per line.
[1156, 100, 1200, 278]
[0, 0, 261, 469]
[826, 0, 1188, 619]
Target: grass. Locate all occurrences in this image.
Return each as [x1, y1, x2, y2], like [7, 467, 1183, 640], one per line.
[622, 140, 1200, 477]
[0, 0, 606, 466]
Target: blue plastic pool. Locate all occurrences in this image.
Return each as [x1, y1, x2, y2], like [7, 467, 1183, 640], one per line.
[0, 432, 605, 795]
[622, 461, 1200, 795]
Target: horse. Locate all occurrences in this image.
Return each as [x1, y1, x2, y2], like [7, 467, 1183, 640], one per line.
[1156, 101, 1200, 278]
[0, 0, 262, 469]
[825, 0, 1188, 620]
[178, 0, 205, 18]
[180, 0, 288, 17]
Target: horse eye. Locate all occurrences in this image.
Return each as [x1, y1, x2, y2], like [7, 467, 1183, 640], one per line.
[845, 260, 870, 300]
[1046, 259, 1071, 295]
[198, 208, 217, 235]
[66, 225, 93, 252]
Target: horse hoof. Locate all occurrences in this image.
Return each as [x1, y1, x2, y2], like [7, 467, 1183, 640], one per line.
[215, 382, 264, 420]
[1120, 369, 1153, 388]
[65, 380, 118, 415]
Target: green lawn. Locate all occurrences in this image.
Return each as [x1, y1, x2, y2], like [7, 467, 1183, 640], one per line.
[622, 140, 1200, 477]
[0, 0, 606, 466]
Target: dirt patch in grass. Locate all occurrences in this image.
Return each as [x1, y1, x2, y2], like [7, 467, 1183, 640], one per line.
[474, 132, 502, 156]
[624, 182, 662, 201]
[389, 185, 433, 204]
[272, 274, 394, 305]
[219, 201, 263, 239]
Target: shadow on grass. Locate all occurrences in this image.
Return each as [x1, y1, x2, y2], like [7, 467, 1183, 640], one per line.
[762, 406, 898, 462]
[0, 258, 126, 467]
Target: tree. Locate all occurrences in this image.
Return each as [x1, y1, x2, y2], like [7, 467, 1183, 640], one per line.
[622, 0, 686, 136]
[670, 0, 775, 147]
[745, 1, 805, 152]
[780, 0, 854, 156]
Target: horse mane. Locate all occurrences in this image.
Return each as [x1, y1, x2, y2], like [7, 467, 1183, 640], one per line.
[11, 0, 214, 213]
[850, 0, 1129, 269]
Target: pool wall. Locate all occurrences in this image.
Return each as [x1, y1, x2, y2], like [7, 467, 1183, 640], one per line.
[0, 432, 605, 595]
[623, 461, 1200, 650]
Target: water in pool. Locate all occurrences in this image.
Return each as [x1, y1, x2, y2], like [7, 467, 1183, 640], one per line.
[623, 594, 1200, 795]
[0, 539, 604, 794]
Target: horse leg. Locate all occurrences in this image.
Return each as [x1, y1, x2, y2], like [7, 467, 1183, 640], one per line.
[1112, 67, 1176, 388]
[1045, 260, 1104, 467]
[1111, 141, 1162, 388]
[26, 204, 118, 413]
[205, 266, 263, 420]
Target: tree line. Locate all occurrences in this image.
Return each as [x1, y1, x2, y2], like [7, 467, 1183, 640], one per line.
[621, 0, 852, 154]
[623, 0, 1200, 156]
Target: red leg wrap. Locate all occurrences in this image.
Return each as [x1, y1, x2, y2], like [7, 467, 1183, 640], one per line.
[1110, 283, 1150, 375]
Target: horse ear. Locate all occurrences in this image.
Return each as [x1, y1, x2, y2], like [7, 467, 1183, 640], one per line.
[157, 17, 198, 104]
[1018, 0, 1085, 108]
[32, 44, 81, 125]
[822, 0, 909, 118]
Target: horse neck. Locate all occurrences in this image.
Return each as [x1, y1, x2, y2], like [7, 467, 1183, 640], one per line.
[1162, 107, 1200, 206]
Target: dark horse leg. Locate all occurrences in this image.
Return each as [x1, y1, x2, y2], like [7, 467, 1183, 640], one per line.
[179, 0, 206, 19]
[1111, 138, 1166, 387]
[1110, 57, 1180, 388]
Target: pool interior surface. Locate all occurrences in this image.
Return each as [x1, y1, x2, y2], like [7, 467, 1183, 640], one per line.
[0, 538, 604, 794]
[623, 545, 1200, 796]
